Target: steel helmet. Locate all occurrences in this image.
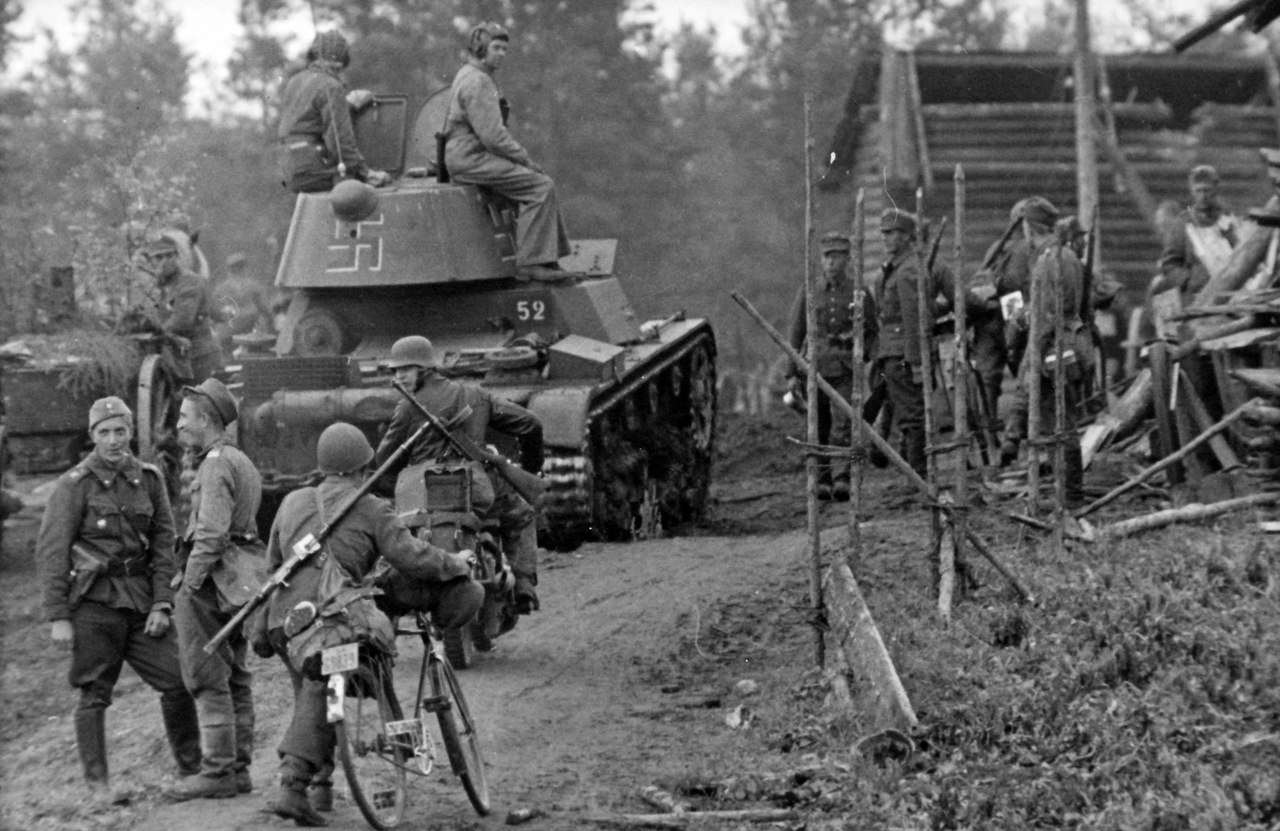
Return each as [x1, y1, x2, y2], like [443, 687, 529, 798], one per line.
[330, 179, 380, 223]
[317, 422, 374, 474]
[387, 335, 436, 369]
[468, 21, 509, 59]
[308, 30, 350, 68]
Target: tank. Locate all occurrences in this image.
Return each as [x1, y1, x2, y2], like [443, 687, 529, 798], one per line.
[235, 92, 716, 548]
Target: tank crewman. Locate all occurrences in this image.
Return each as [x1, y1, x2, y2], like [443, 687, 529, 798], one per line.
[164, 379, 263, 802]
[443, 22, 571, 282]
[138, 233, 225, 386]
[786, 232, 878, 501]
[211, 253, 272, 354]
[1154, 164, 1241, 303]
[375, 336, 545, 613]
[276, 31, 390, 194]
[254, 423, 481, 826]
[1002, 197, 1092, 505]
[872, 208, 956, 477]
[37, 396, 201, 791]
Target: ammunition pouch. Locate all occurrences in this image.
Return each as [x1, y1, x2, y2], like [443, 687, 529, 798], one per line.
[68, 543, 112, 609]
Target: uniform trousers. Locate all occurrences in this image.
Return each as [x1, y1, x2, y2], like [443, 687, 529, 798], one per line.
[445, 149, 570, 267]
[878, 357, 927, 476]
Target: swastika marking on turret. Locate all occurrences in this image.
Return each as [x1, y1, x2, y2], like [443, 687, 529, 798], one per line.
[327, 214, 385, 272]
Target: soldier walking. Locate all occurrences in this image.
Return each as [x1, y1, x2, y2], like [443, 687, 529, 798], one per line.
[871, 209, 955, 476]
[253, 422, 482, 826]
[165, 379, 263, 801]
[37, 396, 200, 790]
[787, 232, 877, 500]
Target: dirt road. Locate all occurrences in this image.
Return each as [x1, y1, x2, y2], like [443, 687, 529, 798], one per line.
[109, 528, 814, 831]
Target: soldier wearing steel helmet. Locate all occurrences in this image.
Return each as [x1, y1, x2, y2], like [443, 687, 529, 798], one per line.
[277, 30, 390, 193]
[37, 396, 200, 792]
[1002, 197, 1092, 505]
[872, 208, 956, 477]
[442, 22, 571, 282]
[785, 232, 878, 500]
[375, 335, 545, 613]
[136, 233, 225, 386]
[253, 422, 481, 826]
[165, 379, 263, 802]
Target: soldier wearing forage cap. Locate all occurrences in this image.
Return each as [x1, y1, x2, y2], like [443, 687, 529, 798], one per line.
[787, 231, 878, 500]
[1154, 164, 1241, 303]
[37, 396, 200, 791]
[1002, 197, 1092, 505]
[442, 22, 571, 282]
[165, 379, 263, 802]
[872, 209, 956, 477]
[276, 30, 390, 193]
[136, 233, 225, 386]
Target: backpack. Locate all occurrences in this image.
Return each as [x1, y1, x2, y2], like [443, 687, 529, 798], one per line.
[278, 489, 396, 679]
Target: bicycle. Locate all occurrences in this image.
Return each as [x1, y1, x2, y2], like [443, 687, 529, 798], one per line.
[320, 613, 491, 829]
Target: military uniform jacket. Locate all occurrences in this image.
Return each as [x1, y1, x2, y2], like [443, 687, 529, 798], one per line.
[1029, 240, 1086, 350]
[158, 267, 221, 361]
[874, 250, 956, 366]
[375, 372, 544, 474]
[39, 451, 176, 621]
[787, 273, 878, 378]
[443, 60, 532, 168]
[991, 236, 1032, 299]
[182, 437, 263, 590]
[276, 64, 369, 179]
[263, 477, 471, 631]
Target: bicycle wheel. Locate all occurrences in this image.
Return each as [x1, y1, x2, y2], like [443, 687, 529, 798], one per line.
[429, 658, 490, 815]
[336, 663, 410, 829]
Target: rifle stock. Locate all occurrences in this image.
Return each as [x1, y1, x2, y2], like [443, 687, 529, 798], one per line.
[391, 381, 546, 504]
[202, 415, 438, 655]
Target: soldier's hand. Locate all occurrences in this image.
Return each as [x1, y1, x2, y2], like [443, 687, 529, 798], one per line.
[144, 609, 171, 638]
[347, 89, 375, 111]
[50, 620, 73, 644]
[169, 572, 183, 591]
[365, 169, 391, 188]
[445, 549, 477, 578]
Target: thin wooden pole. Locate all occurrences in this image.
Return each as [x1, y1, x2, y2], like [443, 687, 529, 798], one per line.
[1023, 221, 1043, 515]
[942, 164, 968, 620]
[913, 188, 944, 591]
[1074, 0, 1099, 238]
[731, 292, 1036, 603]
[802, 92, 824, 669]
[1261, 47, 1280, 144]
[1052, 246, 1068, 552]
[849, 189, 867, 574]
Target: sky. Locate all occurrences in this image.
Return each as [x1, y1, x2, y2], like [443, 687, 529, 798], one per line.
[10, 0, 754, 115]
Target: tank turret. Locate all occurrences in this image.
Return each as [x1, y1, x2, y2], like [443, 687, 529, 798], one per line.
[236, 92, 716, 547]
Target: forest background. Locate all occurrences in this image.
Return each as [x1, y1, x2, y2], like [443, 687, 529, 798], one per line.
[0, 0, 1252, 375]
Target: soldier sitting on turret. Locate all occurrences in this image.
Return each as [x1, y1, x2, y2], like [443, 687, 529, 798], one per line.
[277, 31, 390, 194]
[442, 22, 572, 283]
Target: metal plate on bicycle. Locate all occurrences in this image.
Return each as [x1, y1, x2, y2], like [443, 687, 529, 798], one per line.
[385, 718, 419, 736]
[321, 643, 359, 675]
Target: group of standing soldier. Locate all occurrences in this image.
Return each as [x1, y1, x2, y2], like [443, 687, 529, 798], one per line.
[39, 332, 545, 826]
[790, 195, 1103, 507]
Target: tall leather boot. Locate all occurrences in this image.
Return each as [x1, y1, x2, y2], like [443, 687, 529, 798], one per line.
[159, 690, 202, 776]
[273, 754, 327, 827]
[162, 725, 238, 801]
[1063, 444, 1085, 508]
[75, 708, 109, 786]
[233, 694, 254, 793]
[903, 428, 927, 478]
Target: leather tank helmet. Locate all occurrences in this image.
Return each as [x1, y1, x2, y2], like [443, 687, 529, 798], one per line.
[308, 30, 350, 69]
[468, 21, 509, 59]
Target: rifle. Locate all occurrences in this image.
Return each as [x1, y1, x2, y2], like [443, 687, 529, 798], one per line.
[202, 415, 440, 655]
[391, 380, 547, 505]
[980, 215, 1021, 271]
[926, 216, 949, 273]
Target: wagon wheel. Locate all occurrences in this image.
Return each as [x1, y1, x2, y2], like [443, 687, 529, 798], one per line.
[135, 355, 184, 502]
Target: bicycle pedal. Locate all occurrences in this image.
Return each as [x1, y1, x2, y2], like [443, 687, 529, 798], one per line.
[421, 694, 452, 714]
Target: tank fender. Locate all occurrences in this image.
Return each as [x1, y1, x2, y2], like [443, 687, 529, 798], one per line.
[525, 386, 594, 450]
[255, 387, 400, 431]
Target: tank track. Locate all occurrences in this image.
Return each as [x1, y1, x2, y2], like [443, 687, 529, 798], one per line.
[540, 329, 716, 550]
